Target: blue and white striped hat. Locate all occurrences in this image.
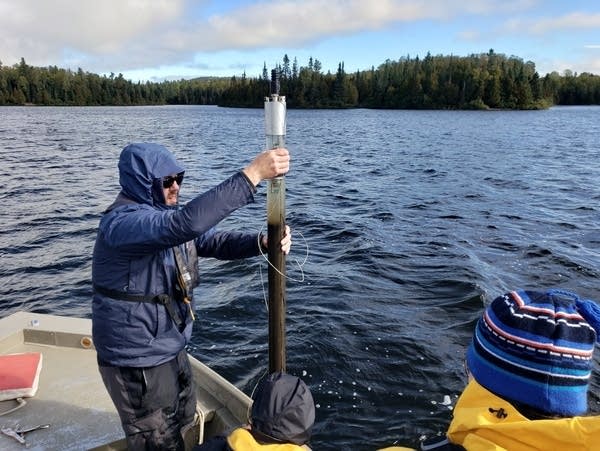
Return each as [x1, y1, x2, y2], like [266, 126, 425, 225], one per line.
[467, 289, 600, 416]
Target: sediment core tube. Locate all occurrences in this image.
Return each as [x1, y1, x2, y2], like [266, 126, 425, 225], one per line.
[265, 70, 287, 373]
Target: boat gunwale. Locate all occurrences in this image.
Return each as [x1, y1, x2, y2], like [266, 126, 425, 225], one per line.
[0, 311, 251, 450]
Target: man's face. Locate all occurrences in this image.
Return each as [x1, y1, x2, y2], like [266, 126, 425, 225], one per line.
[162, 172, 184, 206]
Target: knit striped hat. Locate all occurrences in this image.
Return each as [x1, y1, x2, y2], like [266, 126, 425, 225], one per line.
[467, 289, 600, 416]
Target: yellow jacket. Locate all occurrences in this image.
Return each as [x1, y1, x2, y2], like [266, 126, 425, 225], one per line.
[380, 379, 600, 451]
[227, 428, 311, 451]
[447, 379, 600, 450]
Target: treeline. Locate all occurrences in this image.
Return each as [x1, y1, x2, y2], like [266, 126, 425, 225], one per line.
[0, 58, 228, 106]
[1, 51, 599, 109]
[221, 51, 600, 109]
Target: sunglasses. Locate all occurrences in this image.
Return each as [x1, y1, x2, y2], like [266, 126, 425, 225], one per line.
[162, 172, 184, 189]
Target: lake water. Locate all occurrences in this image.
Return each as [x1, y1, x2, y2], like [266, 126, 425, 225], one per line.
[0, 105, 599, 450]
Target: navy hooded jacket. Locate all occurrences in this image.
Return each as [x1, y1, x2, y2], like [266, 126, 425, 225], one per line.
[92, 143, 262, 367]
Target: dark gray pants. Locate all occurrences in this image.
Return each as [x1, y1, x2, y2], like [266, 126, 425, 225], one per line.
[99, 350, 197, 450]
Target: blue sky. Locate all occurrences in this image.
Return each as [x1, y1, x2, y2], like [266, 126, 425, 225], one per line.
[1, 0, 599, 82]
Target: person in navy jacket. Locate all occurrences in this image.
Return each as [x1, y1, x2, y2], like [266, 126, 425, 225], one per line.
[92, 142, 291, 450]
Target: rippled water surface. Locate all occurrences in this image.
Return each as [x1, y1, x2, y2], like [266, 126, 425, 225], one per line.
[1, 105, 599, 450]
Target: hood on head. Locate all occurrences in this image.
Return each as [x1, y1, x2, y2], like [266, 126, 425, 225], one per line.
[250, 372, 315, 445]
[118, 143, 184, 207]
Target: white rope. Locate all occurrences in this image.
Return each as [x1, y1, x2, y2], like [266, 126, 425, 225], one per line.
[256, 224, 309, 312]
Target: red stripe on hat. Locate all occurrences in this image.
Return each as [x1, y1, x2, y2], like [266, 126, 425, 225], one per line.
[483, 309, 594, 358]
[510, 291, 587, 321]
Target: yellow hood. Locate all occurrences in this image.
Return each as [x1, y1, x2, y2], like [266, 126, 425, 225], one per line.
[227, 428, 310, 451]
[447, 379, 600, 450]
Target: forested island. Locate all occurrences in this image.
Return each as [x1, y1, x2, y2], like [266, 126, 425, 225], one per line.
[1, 50, 598, 109]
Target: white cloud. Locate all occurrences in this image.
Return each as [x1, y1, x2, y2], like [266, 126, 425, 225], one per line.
[457, 30, 482, 41]
[502, 12, 600, 35]
[171, 0, 540, 51]
[535, 55, 600, 76]
[0, 0, 184, 65]
[0, 0, 558, 74]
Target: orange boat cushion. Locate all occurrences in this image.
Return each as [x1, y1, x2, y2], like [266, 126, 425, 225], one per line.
[0, 352, 43, 401]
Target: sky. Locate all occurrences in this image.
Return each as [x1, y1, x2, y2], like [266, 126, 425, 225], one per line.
[1, 0, 599, 82]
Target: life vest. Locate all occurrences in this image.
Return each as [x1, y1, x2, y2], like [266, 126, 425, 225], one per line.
[94, 239, 198, 331]
[447, 379, 600, 450]
[379, 379, 600, 450]
[227, 428, 310, 451]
